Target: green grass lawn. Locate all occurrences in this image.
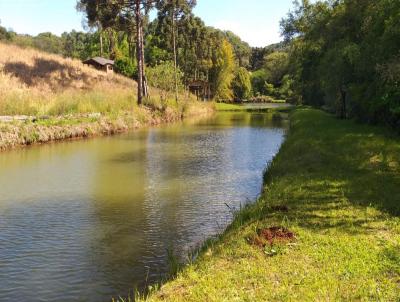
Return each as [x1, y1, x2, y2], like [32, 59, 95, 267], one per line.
[144, 108, 400, 301]
[214, 102, 244, 111]
[215, 102, 291, 113]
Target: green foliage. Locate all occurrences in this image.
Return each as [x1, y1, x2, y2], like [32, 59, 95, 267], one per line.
[0, 25, 106, 61]
[32, 32, 63, 54]
[263, 52, 289, 87]
[250, 51, 290, 100]
[213, 40, 236, 101]
[0, 25, 6, 40]
[250, 69, 268, 96]
[146, 61, 184, 101]
[62, 30, 100, 60]
[232, 67, 252, 100]
[264, 82, 275, 96]
[145, 33, 170, 66]
[149, 8, 227, 87]
[115, 57, 137, 78]
[282, 0, 400, 127]
[278, 75, 294, 101]
[250, 42, 288, 71]
[0, 23, 15, 41]
[224, 31, 251, 68]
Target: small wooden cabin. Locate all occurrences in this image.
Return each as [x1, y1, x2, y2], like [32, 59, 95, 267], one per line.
[188, 80, 211, 101]
[83, 57, 114, 73]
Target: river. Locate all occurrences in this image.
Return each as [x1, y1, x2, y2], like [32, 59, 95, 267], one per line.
[0, 111, 287, 301]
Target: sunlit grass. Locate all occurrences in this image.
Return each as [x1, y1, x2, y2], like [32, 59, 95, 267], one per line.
[214, 102, 244, 111]
[142, 108, 400, 301]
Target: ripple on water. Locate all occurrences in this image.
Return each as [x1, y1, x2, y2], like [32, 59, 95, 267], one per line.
[0, 112, 286, 301]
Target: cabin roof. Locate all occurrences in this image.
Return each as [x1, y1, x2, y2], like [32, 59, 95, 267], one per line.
[83, 57, 114, 66]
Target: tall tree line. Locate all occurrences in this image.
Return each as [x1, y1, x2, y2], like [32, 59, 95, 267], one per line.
[281, 0, 400, 128]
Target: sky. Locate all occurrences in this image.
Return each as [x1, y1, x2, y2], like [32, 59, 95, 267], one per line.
[0, 0, 295, 47]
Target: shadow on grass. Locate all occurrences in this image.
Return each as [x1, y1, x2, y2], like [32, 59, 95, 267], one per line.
[3, 58, 94, 90]
[253, 108, 400, 238]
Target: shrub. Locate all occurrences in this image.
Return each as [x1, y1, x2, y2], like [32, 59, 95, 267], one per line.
[114, 57, 137, 79]
[146, 61, 184, 101]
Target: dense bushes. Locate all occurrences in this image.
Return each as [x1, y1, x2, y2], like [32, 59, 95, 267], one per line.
[114, 57, 137, 79]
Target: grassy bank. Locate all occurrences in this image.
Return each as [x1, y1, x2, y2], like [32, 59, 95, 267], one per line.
[0, 102, 213, 151]
[0, 43, 213, 150]
[215, 102, 244, 111]
[215, 102, 290, 112]
[144, 108, 400, 301]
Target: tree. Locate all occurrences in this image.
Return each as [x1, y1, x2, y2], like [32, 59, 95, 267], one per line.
[147, 9, 226, 96]
[62, 30, 99, 60]
[263, 52, 289, 87]
[213, 39, 236, 101]
[232, 67, 252, 100]
[156, 0, 196, 101]
[224, 31, 251, 68]
[281, 0, 400, 127]
[0, 21, 15, 41]
[146, 61, 183, 101]
[249, 51, 290, 98]
[33, 32, 63, 54]
[251, 69, 268, 96]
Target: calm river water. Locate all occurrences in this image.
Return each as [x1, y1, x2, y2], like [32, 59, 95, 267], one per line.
[0, 111, 287, 301]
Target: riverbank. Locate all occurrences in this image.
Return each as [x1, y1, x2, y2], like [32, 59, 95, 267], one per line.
[215, 102, 292, 112]
[0, 102, 213, 151]
[144, 108, 400, 301]
[0, 42, 214, 151]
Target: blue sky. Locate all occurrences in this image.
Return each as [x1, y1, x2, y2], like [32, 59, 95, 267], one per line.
[0, 0, 295, 47]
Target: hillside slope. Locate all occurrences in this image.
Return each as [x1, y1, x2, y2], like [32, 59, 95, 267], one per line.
[0, 43, 213, 150]
[0, 42, 134, 91]
[0, 42, 140, 116]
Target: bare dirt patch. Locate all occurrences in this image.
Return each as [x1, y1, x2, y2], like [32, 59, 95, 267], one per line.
[249, 226, 295, 248]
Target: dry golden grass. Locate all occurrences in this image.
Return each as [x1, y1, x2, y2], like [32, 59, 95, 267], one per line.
[0, 42, 138, 115]
[0, 42, 214, 150]
[0, 42, 134, 90]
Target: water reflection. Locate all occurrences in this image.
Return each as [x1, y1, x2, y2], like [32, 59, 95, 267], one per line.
[0, 112, 287, 301]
